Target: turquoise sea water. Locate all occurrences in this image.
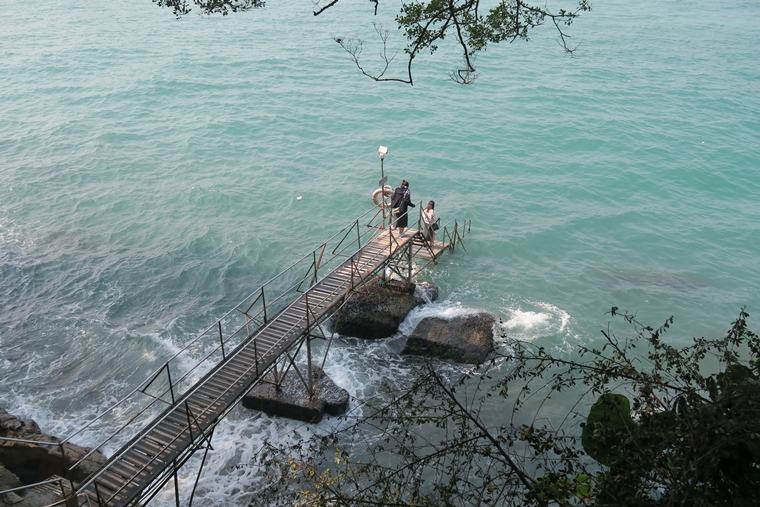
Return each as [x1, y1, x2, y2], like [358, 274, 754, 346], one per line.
[2, 0, 760, 504]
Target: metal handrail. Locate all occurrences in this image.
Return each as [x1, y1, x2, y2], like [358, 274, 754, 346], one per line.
[0, 436, 70, 481]
[68, 203, 470, 506]
[64, 205, 384, 469]
[440, 218, 471, 251]
[390, 199, 422, 228]
[0, 436, 63, 446]
[0, 475, 79, 507]
[73, 210, 397, 502]
[0, 477, 67, 496]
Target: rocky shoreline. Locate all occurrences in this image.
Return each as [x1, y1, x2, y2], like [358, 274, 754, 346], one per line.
[0, 408, 107, 507]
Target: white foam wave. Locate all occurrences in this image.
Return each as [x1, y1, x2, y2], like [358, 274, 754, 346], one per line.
[398, 301, 482, 336]
[496, 299, 586, 357]
[149, 409, 281, 507]
[501, 301, 574, 345]
[145, 326, 481, 507]
[535, 301, 571, 333]
[150, 397, 364, 507]
[502, 309, 552, 332]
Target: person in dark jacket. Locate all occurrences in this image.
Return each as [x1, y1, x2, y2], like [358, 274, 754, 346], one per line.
[391, 180, 415, 235]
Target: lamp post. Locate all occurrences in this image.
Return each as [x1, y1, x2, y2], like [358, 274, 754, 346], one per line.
[378, 146, 388, 228]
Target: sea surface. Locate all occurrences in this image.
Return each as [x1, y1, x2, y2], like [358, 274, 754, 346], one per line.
[1, 0, 759, 504]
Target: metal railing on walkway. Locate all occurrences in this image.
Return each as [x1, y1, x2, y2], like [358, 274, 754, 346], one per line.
[62, 207, 385, 469]
[0, 204, 471, 507]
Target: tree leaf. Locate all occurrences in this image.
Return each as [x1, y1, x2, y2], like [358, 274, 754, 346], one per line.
[581, 393, 633, 467]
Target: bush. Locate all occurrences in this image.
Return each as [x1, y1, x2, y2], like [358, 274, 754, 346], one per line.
[256, 308, 760, 507]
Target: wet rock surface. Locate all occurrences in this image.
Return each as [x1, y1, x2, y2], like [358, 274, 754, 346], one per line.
[0, 464, 68, 507]
[331, 276, 439, 339]
[403, 313, 498, 364]
[415, 281, 439, 303]
[0, 408, 107, 505]
[242, 366, 349, 423]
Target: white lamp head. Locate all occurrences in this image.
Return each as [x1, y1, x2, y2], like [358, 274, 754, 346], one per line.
[378, 145, 388, 159]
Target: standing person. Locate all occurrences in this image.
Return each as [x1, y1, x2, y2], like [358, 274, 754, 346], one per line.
[422, 200, 437, 242]
[391, 180, 415, 236]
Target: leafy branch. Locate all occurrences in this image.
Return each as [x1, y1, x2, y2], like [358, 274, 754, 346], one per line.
[155, 0, 591, 85]
[255, 308, 760, 506]
[155, 0, 265, 17]
[332, 24, 407, 84]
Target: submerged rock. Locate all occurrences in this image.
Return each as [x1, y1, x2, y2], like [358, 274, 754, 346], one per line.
[403, 313, 498, 364]
[331, 276, 439, 339]
[242, 366, 349, 423]
[415, 281, 439, 303]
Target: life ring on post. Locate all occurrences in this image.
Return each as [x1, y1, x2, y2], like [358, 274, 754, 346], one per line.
[372, 185, 394, 208]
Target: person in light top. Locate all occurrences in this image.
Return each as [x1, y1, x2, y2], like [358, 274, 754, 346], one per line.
[422, 200, 437, 242]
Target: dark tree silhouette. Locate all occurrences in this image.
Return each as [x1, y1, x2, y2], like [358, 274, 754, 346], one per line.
[154, 0, 591, 85]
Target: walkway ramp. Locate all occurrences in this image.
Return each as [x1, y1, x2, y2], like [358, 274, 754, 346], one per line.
[68, 208, 470, 507]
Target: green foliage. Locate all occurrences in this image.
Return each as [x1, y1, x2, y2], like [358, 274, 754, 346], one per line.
[581, 393, 633, 467]
[533, 473, 591, 503]
[154, 0, 591, 84]
[254, 308, 760, 506]
[155, 0, 265, 18]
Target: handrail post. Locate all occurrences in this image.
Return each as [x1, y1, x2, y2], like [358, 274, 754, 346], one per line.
[313, 243, 326, 286]
[166, 362, 175, 405]
[188, 428, 214, 507]
[305, 293, 314, 397]
[58, 442, 68, 478]
[407, 242, 413, 283]
[254, 338, 259, 378]
[354, 256, 358, 292]
[62, 478, 78, 507]
[310, 250, 318, 287]
[261, 287, 267, 323]
[185, 401, 194, 442]
[173, 460, 180, 507]
[304, 292, 309, 335]
[218, 321, 225, 360]
[93, 481, 105, 507]
[456, 220, 467, 252]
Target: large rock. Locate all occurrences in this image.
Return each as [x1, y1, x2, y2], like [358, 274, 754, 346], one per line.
[415, 281, 439, 303]
[0, 408, 107, 487]
[403, 313, 498, 364]
[331, 276, 439, 339]
[242, 366, 349, 423]
[0, 464, 23, 505]
[0, 464, 69, 507]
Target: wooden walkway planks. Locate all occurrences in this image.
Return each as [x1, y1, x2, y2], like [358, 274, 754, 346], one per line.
[76, 229, 423, 507]
[411, 239, 449, 260]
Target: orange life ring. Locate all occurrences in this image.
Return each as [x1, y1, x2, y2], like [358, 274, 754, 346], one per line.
[372, 185, 394, 208]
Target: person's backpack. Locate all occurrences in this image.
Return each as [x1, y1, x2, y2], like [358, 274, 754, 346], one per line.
[391, 186, 405, 209]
